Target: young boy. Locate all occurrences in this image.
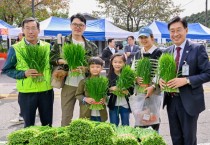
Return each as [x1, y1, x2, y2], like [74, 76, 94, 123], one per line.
[75, 57, 108, 122]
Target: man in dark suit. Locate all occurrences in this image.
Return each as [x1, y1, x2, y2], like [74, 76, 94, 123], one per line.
[101, 38, 117, 73]
[124, 36, 140, 65]
[159, 16, 210, 145]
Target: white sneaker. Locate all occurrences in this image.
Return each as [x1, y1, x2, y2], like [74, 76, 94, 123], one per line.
[10, 116, 24, 124]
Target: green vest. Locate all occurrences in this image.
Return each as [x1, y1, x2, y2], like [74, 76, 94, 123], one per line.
[13, 39, 52, 93]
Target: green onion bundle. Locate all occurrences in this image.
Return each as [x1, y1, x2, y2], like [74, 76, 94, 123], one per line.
[17, 45, 48, 82]
[62, 43, 86, 76]
[158, 53, 178, 92]
[136, 57, 151, 93]
[85, 76, 109, 110]
[113, 65, 135, 97]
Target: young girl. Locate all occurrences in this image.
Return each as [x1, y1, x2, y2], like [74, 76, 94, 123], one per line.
[75, 57, 108, 122]
[131, 26, 162, 131]
[107, 53, 133, 126]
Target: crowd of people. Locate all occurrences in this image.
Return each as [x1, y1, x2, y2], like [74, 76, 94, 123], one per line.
[2, 13, 210, 145]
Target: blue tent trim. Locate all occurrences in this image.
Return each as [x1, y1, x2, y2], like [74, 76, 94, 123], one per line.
[0, 20, 15, 28]
[41, 17, 133, 41]
[148, 21, 210, 40]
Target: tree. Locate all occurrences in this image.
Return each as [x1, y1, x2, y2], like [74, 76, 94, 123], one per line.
[0, 0, 69, 26]
[186, 10, 210, 28]
[93, 0, 182, 31]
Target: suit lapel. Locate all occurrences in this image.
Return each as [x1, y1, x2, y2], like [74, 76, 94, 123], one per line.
[134, 45, 138, 52]
[129, 45, 132, 52]
[179, 40, 192, 70]
[106, 47, 112, 54]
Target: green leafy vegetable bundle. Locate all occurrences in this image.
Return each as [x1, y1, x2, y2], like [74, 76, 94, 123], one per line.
[62, 43, 86, 76]
[115, 135, 139, 145]
[113, 65, 135, 97]
[66, 118, 95, 145]
[53, 133, 70, 145]
[29, 128, 57, 145]
[7, 119, 167, 145]
[158, 53, 178, 92]
[17, 45, 48, 82]
[114, 126, 139, 145]
[85, 76, 108, 110]
[7, 128, 40, 145]
[134, 127, 166, 145]
[88, 123, 116, 145]
[136, 57, 151, 93]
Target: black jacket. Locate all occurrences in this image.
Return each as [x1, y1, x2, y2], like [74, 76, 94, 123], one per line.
[101, 47, 117, 68]
[107, 72, 133, 112]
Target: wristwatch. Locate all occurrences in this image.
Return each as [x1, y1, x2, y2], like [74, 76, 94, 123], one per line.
[186, 77, 191, 84]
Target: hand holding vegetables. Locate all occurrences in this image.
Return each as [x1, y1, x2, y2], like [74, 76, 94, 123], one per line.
[159, 78, 188, 89]
[136, 77, 143, 85]
[52, 69, 67, 80]
[110, 86, 129, 95]
[25, 69, 43, 77]
[84, 97, 96, 104]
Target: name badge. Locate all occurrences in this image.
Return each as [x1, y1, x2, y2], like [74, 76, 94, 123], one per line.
[182, 61, 189, 76]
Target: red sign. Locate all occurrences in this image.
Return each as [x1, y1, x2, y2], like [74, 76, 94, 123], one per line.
[0, 28, 8, 35]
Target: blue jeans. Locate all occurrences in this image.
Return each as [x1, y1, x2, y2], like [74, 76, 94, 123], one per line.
[90, 116, 101, 122]
[109, 106, 130, 126]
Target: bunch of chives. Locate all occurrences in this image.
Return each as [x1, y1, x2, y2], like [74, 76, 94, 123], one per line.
[114, 65, 135, 97]
[136, 57, 151, 93]
[85, 76, 109, 110]
[62, 43, 86, 76]
[158, 53, 178, 92]
[17, 45, 48, 82]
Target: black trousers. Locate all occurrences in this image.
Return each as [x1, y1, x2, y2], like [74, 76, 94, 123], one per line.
[18, 89, 54, 127]
[166, 94, 198, 145]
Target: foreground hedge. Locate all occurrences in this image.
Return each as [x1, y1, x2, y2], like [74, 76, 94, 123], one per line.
[7, 119, 166, 145]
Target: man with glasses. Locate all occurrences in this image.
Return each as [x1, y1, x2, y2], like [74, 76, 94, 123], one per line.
[50, 13, 98, 126]
[2, 17, 54, 127]
[159, 16, 210, 145]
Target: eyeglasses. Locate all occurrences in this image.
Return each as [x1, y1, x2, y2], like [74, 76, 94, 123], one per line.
[24, 27, 38, 31]
[71, 23, 85, 28]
